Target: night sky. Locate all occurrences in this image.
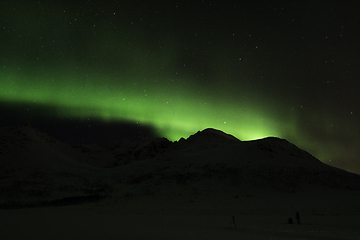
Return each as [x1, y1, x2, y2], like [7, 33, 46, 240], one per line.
[1, 1, 359, 173]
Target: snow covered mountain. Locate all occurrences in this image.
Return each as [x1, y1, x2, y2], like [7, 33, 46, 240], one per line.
[0, 126, 111, 207]
[1, 126, 360, 208]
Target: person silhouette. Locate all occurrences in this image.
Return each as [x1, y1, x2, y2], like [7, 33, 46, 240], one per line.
[231, 216, 237, 229]
[296, 212, 300, 224]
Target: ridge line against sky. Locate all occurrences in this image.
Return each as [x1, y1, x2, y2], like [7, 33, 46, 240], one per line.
[0, 1, 359, 174]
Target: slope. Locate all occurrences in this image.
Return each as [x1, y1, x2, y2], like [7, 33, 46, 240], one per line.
[1, 126, 360, 210]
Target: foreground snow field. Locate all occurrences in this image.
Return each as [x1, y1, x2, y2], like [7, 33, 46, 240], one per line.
[1, 203, 359, 240]
[2, 188, 360, 240]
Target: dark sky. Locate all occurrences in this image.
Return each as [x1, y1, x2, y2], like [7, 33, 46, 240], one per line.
[1, 1, 359, 174]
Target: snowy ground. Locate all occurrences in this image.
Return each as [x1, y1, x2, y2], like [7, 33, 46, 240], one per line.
[0, 207, 359, 240]
[1, 195, 359, 240]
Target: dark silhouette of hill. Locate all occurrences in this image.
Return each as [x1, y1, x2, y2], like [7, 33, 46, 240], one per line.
[1, 126, 360, 208]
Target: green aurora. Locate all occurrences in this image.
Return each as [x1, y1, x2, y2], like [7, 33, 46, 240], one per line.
[0, 68, 297, 142]
[1, 1, 360, 174]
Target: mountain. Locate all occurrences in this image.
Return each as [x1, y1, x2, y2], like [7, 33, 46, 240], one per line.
[1, 126, 360, 209]
[0, 126, 112, 207]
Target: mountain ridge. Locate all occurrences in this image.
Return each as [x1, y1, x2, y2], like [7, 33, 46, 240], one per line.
[1, 125, 360, 208]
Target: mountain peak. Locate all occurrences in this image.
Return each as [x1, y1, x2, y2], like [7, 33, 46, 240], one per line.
[192, 128, 239, 141]
[182, 128, 240, 147]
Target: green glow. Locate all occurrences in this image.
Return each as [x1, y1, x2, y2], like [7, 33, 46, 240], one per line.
[0, 70, 296, 141]
[1, 1, 359, 176]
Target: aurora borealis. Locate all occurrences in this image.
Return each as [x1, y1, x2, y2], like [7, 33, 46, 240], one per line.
[1, 1, 360, 174]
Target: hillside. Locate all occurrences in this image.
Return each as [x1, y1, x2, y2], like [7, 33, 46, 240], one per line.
[1, 126, 360, 209]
